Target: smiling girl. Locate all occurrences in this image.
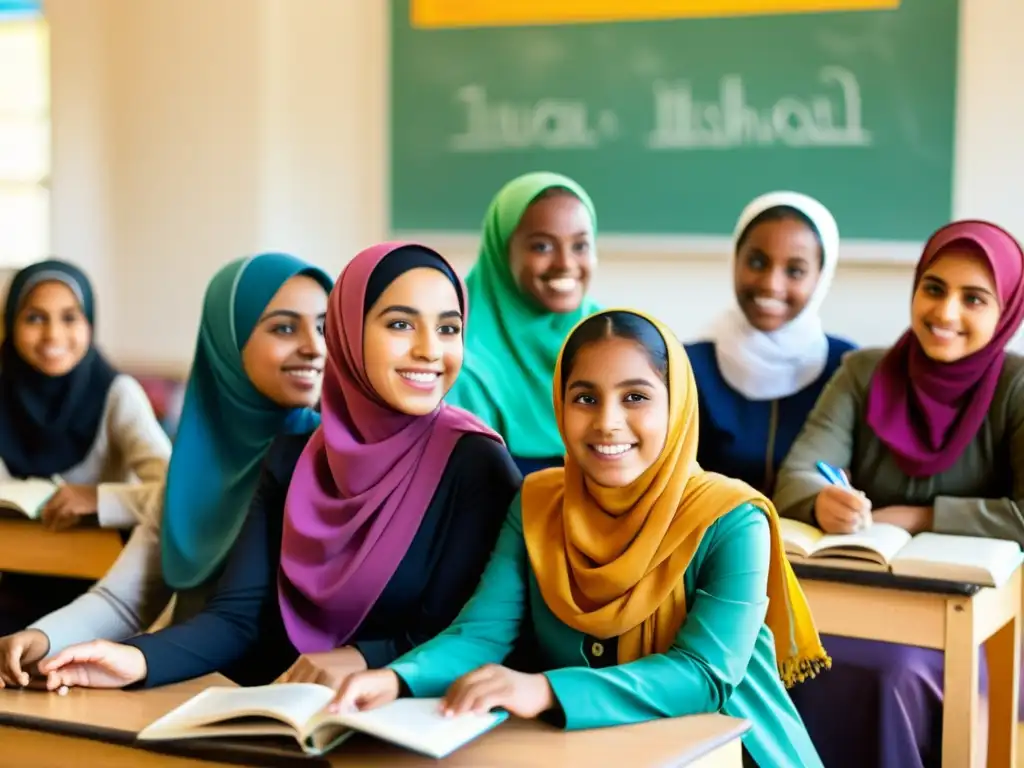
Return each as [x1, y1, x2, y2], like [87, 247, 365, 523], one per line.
[774, 220, 1024, 767]
[30, 243, 521, 692]
[0, 260, 170, 633]
[332, 309, 828, 768]
[687, 192, 855, 494]
[446, 171, 600, 477]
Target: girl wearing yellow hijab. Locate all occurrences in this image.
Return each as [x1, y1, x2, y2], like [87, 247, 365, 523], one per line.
[332, 309, 827, 768]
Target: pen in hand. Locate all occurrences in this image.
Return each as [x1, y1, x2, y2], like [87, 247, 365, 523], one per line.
[814, 461, 871, 531]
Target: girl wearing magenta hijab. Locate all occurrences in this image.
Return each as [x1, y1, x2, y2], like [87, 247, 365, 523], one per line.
[35, 243, 521, 692]
[774, 220, 1024, 767]
[446, 171, 600, 476]
[686, 191, 855, 495]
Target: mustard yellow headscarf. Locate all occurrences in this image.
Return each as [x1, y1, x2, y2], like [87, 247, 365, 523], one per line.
[521, 309, 829, 687]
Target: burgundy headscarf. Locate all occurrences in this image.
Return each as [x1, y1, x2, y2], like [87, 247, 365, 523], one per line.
[277, 242, 502, 653]
[865, 220, 1024, 477]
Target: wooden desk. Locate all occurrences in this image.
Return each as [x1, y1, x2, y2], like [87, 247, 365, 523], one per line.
[0, 517, 124, 579]
[0, 675, 750, 766]
[797, 564, 1022, 768]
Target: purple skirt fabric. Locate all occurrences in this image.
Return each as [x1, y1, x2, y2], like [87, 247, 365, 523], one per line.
[788, 634, 1021, 768]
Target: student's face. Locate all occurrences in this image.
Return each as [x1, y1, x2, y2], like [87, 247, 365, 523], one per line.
[363, 267, 464, 416]
[241, 275, 328, 408]
[13, 281, 92, 376]
[562, 337, 669, 488]
[734, 217, 823, 332]
[507, 192, 594, 314]
[911, 249, 1001, 363]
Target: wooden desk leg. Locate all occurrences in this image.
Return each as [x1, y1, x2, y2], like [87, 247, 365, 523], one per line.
[984, 613, 1020, 768]
[943, 597, 979, 768]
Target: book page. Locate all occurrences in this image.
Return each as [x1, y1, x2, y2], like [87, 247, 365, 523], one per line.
[0, 477, 58, 520]
[812, 523, 911, 565]
[139, 684, 335, 741]
[891, 533, 1023, 587]
[778, 518, 824, 559]
[316, 697, 507, 759]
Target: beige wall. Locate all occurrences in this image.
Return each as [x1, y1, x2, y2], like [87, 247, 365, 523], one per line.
[43, 0, 1024, 368]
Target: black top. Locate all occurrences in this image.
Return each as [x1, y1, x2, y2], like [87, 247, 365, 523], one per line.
[127, 431, 522, 688]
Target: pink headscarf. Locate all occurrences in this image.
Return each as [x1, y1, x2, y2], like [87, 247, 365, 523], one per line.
[277, 242, 502, 653]
[866, 221, 1024, 477]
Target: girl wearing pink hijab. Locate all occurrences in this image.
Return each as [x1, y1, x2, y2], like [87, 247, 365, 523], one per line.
[35, 243, 521, 691]
[774, 220, 1024, 768]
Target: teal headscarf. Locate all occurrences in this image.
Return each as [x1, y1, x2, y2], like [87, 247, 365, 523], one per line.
[446, 171, 600, 459]
[161, 253, 333, 590]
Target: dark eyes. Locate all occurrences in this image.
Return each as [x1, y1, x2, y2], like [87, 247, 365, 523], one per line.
[271, 321, 326, 336]
[22, 311, 82, 325]
[386, 320, 462, 335]
[921, 283, 987, 307]
[529, 241, 590, 255]
[571, 392, 649, 405]
[744, 254, 805, 279]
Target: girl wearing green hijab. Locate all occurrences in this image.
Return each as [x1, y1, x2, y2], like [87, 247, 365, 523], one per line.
[0, 253, 333, 684]
[447, 171, 600, 475]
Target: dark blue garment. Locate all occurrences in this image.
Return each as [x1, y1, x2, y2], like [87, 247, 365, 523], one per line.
[513, 455, 563, 478]
[685, 336, 856, 495]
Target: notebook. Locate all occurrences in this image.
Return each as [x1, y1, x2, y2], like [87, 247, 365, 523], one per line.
[780, 518, 1022, 587]
[0, 477, 60, 520]
[137, 683, 508, 758]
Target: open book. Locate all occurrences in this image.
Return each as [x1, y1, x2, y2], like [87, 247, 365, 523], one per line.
[138, 684, 507, 758]
[780, 518, 1022, 587]
[0, 477, 59, 520]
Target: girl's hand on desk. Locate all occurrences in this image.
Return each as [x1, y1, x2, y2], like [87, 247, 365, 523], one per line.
[0, 629, 50, 688]
[40, 485, 99, 531]
[814, 485, 872, 534]
[277, 647, 368, 688]
[36, 639, 146, 690]
[328, 669, 400, 713]
[441, 664, 554, 719]
[872, 506, 934, 535]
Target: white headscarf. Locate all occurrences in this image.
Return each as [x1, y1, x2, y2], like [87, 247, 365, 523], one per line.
[707, 191, 839, 402]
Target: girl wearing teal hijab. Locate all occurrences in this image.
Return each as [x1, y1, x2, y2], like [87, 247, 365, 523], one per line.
[0, 253, 333, 678]
[446, 172, 600, 475]
[162, 254, 333, 613]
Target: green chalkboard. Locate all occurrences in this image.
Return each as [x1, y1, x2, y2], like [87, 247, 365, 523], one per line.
[389, 0, 958, 242]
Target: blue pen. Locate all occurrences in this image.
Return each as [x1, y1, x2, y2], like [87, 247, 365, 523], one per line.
[815, 460, 850, 488]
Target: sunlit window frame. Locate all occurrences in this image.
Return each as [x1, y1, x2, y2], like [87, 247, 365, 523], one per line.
[0, 5, 49, 270]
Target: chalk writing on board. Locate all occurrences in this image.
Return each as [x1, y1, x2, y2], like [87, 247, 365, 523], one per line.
[450, 85, 618, 152]
[648, 66, 872, 149]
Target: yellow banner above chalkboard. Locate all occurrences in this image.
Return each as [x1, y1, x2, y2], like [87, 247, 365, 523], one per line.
[411, 0, 900, 28]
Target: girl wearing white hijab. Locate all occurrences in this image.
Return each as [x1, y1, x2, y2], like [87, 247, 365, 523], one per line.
[685, 191, 855, 494]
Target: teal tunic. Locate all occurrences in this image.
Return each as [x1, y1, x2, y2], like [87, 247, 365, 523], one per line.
[389, 497, 823, 768]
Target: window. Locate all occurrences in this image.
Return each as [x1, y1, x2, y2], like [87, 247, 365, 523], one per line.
[0, 2, 48, 268]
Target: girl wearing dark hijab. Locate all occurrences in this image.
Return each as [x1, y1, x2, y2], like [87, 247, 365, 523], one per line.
[0, 260, 171, 632]
[35, 243, 521, 692]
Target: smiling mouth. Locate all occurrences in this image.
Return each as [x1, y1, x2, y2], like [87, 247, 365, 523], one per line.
[588, 443, 637, 459]
[542, 276, 579, 294]
[925, 323, 962, 341]
[397, 369, 443, 390]
[282, 366, 322, 380]
[750, 296, 788, 316]
[38, 347, 69, 360]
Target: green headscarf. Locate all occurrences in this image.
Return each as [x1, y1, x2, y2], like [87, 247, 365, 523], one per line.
[446, 172, 599, 459]
[161, 253, 333, 590]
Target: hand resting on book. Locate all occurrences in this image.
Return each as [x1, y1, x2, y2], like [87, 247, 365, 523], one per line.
[330, 664, 555, 720]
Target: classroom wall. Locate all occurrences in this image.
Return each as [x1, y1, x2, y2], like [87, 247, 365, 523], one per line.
[43, 0, 1024, 368]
